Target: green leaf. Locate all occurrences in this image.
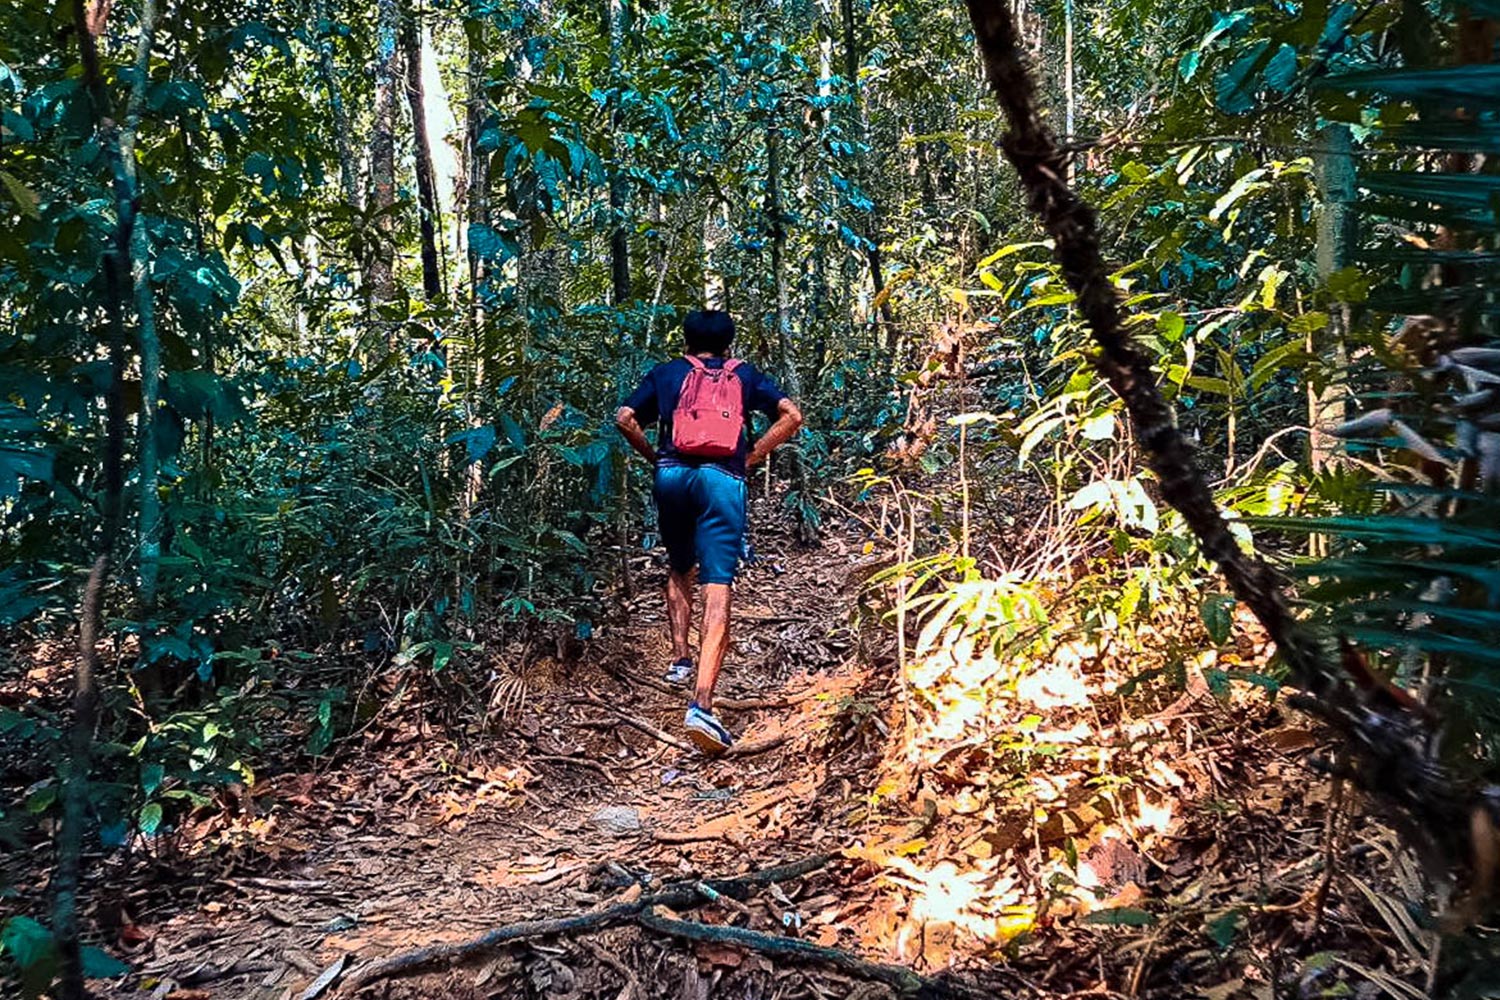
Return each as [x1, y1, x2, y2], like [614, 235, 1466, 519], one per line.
[1156, 312, 1186, 343]
[80, 946, 129, 978]
[1084, 907, 1158, 927]
[1263, 44, 1298, 92]
[141, 763, 164, 795]
[25, 785, 57, 814]
[1216, 40, 1271, 115]
[1207, 909, 1243, 949]
[0, 170, 40, 219]
[447, 425, 496, 465]
[1201, 594, 1235, 645]
[139, 801, 164, 836]
[1320, 64, 1500, 108]
[1, 915, 56, 969]
[1288, 311, 1328, 335]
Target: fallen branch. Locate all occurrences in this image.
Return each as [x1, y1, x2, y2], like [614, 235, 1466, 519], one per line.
[337, 854, 831, 993]
[636, 907, 981, 999]
[961, 0, 1480, 877]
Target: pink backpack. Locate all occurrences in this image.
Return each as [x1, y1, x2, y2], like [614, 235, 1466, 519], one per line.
[672, 356, 745, 459]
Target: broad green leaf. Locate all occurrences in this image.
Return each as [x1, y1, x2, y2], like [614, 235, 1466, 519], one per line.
[1207, 909, 1244, 949]
[139, 801, 164, 836]
[0, 170, 40, 219]
[1201, 594, 1235, 645]
[1156, 312, 1186, 342]
[1, 915, 55, 969]
[80, 946, 129, 978]
[1288, 311, 1328, 335]
[1216, 40, 1271, 115]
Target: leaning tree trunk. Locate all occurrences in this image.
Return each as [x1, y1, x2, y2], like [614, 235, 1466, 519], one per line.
[402, 7, 444, 302]
[367, 0, 401, 309]
[961, 0, 1483, 879]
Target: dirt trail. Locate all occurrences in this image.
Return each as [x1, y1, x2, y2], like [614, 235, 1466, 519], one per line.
[102, 515, 904, 999]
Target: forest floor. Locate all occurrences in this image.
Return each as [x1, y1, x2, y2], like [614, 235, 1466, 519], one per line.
[6, 495, 1437, 1000]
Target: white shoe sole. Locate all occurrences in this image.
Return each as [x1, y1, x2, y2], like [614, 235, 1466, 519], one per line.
[685, 721, 731, 754]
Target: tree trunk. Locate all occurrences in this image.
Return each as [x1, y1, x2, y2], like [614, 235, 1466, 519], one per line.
[605, 0, 631, 305]
[403, 6, 444, 302]
[368, 0, 401, 308]
[55, 556, 108, 1000]
[59, 0, 158, 988]
[766, 125, 815, 541]
[703, 202, 728, 310]
[124, 0, 162, 608]
[1063, 0, 1075, 140]
[313, 0, 360, 207]
[839, 0, 894, 329]
[461, 5, 492, 512]
[1310, 123, 1354, 483]
[77, 29, 130, 545]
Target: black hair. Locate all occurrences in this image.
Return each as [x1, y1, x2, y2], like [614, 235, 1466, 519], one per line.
[683, 310, 735, 356]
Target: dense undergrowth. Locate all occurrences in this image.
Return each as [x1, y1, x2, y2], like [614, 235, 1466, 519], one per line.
[4, 0, 1500, 993]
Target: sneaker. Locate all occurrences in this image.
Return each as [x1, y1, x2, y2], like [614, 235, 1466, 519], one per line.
[684, 702, 733, 754]
[664, 657, 694, 685]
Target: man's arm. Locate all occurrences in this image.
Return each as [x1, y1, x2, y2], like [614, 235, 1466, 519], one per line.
[615, 406, 658, 465]
[747, 398, 803, 468]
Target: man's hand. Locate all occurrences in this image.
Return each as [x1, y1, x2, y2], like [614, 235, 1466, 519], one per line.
[747, 398, 804, 468]
[615, 406, 658, 465]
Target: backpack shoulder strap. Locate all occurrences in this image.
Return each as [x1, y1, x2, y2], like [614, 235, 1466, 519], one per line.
[722, 358, 743, 373]
[682, 355, 706, 370]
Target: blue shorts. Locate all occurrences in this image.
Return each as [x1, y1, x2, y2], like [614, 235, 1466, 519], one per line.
[653, 464, 747, 585]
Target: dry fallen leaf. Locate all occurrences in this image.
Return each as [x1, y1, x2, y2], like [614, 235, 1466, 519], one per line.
[694, 940, 746, 969]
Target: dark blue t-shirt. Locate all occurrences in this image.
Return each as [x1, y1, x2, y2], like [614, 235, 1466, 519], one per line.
[623, 356, 788, 478]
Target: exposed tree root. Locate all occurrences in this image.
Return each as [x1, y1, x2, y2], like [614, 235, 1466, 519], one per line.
[337, 854, 832, 993]
[637, 907, 990, 999]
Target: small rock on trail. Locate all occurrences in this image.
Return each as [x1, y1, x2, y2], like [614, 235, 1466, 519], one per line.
[591, 805, 643, 835]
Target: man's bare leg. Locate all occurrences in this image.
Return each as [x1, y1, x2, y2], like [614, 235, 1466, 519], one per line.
[694, 582, 732, 713]
[666, 569, 695, 663]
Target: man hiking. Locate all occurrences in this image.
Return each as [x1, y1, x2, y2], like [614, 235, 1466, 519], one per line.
[615, 310, 804, 753]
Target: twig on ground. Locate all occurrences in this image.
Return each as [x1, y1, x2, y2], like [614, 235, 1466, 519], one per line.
[636, 907, 983, 999]
[528, 753, 619, 784]
[574, 697, 697, 753]
[584, 939, 640, 1000]
[336, 855, 831, 993]
[725, 731, 790, 756]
